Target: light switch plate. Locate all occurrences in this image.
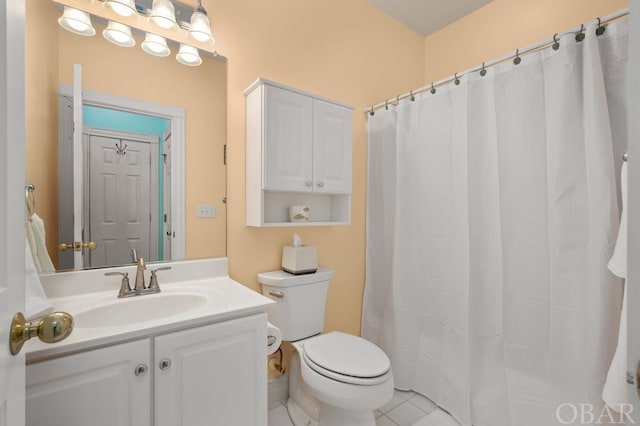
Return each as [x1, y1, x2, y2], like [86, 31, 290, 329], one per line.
[197, 205, 215, 218]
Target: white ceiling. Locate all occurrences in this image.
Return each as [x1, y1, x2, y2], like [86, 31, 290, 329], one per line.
[368, 0, 495, 37]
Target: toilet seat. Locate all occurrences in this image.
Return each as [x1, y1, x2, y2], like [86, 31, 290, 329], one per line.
[301, 332, 391, 386]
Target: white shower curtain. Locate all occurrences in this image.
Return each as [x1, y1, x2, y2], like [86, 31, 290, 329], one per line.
[363, 19, 628, 426]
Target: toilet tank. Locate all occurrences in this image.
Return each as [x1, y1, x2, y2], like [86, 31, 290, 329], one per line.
[258, 266, 334, 341]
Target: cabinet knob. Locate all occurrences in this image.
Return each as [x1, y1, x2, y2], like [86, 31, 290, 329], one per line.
[305, 180, 313, 187]
[159, 359, 172, 370]
[134, 364, 148, 376]
[316, 181, 324, 188]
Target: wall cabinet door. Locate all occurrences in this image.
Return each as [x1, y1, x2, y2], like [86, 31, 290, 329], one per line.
[263, 85, 313, 192]
[154, 314, 267, 426]
[312, 99, 352, 194]
[26, 340, 151, 426]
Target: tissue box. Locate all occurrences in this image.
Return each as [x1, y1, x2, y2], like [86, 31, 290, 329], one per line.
[282, 245, 317, 275]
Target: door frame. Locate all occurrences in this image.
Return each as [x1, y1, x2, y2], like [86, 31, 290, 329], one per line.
[59, 86, 186, 260]
[0, 0, 26, 423]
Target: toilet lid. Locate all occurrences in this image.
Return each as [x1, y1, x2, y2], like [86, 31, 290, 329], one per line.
[302, 332, 391, 380]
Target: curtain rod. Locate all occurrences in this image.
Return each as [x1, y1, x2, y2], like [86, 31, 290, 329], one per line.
[365, 7, 629, 115]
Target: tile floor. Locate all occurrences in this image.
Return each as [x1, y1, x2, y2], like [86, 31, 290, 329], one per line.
[267, 389, 461, 426]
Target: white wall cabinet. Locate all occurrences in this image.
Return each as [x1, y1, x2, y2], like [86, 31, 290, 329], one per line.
[245, 78, 353, 226]
[26, 314, 267, 426]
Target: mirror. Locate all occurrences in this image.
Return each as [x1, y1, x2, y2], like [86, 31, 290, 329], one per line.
[25, 1, 227, 272]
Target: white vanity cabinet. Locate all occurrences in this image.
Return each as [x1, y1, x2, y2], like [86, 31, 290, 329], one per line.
[245, 78, 353, 226]
[26, 339, 151, 426]
[26, 314, 267, 426]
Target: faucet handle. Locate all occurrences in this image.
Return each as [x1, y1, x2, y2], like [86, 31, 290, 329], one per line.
[148, 266, 172, 291]
[105, 271, 131, 298]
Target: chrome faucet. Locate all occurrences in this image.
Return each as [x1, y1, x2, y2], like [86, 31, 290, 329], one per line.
[105, 258, 172, 298]
[134, 257, 146, 291]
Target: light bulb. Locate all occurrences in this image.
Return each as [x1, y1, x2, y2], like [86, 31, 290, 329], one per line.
[104, 0, 137, 17]
[103, 21, 135, 47]
[142, 33, 171, 57]
[176, 44, 202, 66]
[149, 0, 178, 31]
[58, 7, 96, 36]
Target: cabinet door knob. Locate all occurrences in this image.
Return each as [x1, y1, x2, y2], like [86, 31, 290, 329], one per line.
[316, 181, 324, 188]
[159, 359, 172, 370]
[134, 364, 148, 376]
[305, 180, 313, 187]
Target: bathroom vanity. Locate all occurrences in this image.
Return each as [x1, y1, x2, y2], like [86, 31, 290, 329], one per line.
[25, 258, 274, 426]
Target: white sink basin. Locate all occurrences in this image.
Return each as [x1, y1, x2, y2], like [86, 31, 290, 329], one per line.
[74, 293, 208, 328]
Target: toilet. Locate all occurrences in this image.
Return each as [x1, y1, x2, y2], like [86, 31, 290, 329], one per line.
[258, 266, 394, 426]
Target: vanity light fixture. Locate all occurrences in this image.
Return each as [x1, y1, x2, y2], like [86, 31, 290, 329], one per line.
[149, 0, 178, 31]
[176, 44, 202, 66]
[103, 21, 136, 47]
[188, 0, 214, 44]
[58, 6, 96, 36]
[104, 0, 137, 18]
[141, 33, 171, 57]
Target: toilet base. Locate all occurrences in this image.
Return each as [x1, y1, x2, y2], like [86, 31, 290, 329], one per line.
[287, 342, 381, 426]
[288, 398, 376, 426]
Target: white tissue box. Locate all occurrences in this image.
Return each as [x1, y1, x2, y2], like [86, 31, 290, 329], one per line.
[282, 245, 317, 275]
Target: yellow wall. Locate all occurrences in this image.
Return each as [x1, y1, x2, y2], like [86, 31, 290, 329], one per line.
[217, 0, 426, 338]
[423, 0, 628, 83]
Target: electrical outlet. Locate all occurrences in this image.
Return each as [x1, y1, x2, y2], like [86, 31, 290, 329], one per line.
[197, 205, 215, 218]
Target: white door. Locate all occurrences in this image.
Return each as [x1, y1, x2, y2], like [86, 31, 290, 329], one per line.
[86, 134, 152, 268]
[264, 85, 313, 192]
[312, 99, 352, 194]
[0, 0, 26, 423]
[628, 2, 640, 421]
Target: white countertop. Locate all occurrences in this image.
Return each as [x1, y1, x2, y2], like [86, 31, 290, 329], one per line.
[27, 258, 274, 363]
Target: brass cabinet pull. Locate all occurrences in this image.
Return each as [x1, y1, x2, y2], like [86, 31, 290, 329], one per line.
[59, 241, 97, 251]
[10, 311, 74, 355]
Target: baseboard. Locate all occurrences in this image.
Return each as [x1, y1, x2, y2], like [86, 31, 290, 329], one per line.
[268, 374, 289, 410]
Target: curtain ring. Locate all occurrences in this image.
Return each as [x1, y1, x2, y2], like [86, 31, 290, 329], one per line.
[454, 73, 460, 85]
[369, 106, 375, 116]
[513, 49, 521, 65]
[385, 99, 389, 110]
[552, 33, 560, 51]
[396, 95, 400, 105]
[575, 24, 585, 42]
[410, 90, 415, 102]
[480, 62, 487, 77]
[596, 18, 606, 36]
[430, 82, 436, 94]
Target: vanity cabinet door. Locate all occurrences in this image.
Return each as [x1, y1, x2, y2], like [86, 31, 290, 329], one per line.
[263, 85, 314, 192]
[26, 339, 151, 426]
[312, 99, 352, 194]
[154, 313, 267, 426]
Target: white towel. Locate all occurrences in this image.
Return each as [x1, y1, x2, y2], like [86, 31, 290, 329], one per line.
[29, 212, 55, 273]
[25, 238, 54, 321]
[602, 161, 627, 412]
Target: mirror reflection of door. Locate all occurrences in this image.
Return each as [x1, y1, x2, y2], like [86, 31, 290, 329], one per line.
[84, 129, 156, 268]
[162, 129, 172, 258]
[58, 97, 170, 270]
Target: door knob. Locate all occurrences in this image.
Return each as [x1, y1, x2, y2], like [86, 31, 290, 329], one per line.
[10, 311, 74, 355]
[59, 241, 97, 251]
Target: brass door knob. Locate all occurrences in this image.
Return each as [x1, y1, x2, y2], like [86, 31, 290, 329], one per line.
[10, 311, 74, 355]
[59, 241, 97, 251]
